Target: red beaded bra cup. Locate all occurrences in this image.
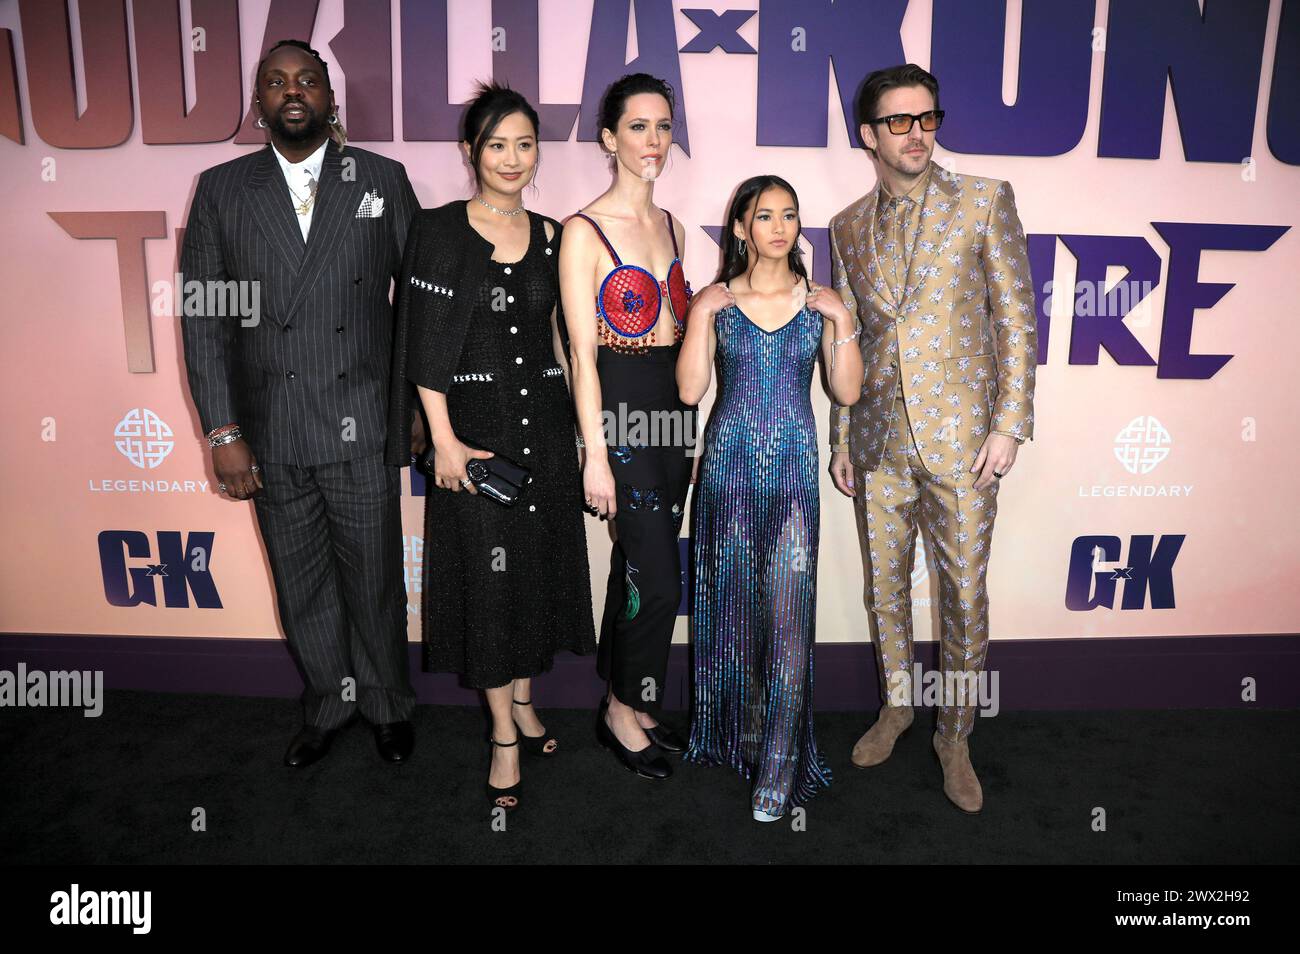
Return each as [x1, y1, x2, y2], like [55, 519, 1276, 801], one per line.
[571, 210, 692, 354]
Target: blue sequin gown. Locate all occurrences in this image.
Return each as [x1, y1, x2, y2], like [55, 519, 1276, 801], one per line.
[685, 291, 833, 816]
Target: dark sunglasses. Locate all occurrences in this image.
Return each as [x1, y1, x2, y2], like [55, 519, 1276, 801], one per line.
[867, 109, 945, 135]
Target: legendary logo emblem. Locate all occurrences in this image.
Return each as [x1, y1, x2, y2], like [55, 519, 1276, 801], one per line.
[114, 408, 174, 470]
[1114, 415, 1171, 475]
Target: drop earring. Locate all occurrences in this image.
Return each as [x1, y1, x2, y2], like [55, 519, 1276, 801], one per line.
[738, 238, 747, 257]
[255, 116, 268, 129]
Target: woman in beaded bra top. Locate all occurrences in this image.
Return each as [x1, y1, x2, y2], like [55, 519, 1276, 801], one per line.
[559, 73, 697, 780]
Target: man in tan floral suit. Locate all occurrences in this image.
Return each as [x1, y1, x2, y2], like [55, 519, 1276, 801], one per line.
[828, 64, 1036, 813]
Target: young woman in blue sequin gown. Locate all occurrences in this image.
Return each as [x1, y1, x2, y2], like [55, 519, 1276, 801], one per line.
[678, 176, 864, 821]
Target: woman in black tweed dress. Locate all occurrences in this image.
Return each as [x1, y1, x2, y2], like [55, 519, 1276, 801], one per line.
[396, 83, 595, 812]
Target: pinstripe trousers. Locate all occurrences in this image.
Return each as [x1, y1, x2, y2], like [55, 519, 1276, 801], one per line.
[253, 451, 415, 729]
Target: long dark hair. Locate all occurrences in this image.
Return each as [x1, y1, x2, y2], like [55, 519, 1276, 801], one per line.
[714, 175, 808, 286]
[460, 80, 541, 189]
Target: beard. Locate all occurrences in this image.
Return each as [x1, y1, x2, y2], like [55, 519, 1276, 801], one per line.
[266, 104, 329, 144]
[883, 143, 931, 177]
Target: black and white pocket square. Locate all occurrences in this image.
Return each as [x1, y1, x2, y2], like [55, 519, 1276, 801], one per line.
[356, 190, 385, 218]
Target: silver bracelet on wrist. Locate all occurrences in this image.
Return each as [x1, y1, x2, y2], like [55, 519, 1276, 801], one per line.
[830, 327, 860, 371]
[575, 434, 585, 448]
[209, 427, 242, 448]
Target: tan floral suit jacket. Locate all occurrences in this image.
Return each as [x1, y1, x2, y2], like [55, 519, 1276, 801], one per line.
[829, 161, 1037, 477]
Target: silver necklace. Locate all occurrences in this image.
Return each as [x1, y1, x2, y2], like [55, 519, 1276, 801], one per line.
[474, 193, 525, 217]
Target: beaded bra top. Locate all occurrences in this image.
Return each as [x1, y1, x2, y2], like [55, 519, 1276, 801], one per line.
[571, 210, 692, 353]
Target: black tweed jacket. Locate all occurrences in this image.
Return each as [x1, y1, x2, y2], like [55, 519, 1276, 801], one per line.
[384, 199, 567, 468]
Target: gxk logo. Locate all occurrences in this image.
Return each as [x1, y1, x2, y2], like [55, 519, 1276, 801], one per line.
[1114, 415, 1172, 475]
[114, 408, 174, 469]
[1066, 534, 1185, 610]
[97, 531, 222, 608]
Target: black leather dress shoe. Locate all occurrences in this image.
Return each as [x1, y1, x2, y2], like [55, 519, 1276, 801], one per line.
[643, 722, 688, 754]
[373, 721, 415, 762]
[284, 726, 337, 768]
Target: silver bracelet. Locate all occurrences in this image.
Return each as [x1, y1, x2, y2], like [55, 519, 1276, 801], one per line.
[575, 434, 585, 448]
[209, 427, 242, 448]
[830, 328, 860, 371]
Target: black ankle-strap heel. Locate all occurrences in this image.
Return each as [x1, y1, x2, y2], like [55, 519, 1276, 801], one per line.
[487, 735, 522, 812]
[512, 698, 559, 758]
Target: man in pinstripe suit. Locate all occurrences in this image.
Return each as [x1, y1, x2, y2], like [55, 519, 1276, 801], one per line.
[181, 40, 419, 767]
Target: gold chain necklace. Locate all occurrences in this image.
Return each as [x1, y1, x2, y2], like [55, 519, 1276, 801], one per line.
[287, 177, 317, 216]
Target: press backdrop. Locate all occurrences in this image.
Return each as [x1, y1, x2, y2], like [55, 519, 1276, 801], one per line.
[1, 0, 1297, 647]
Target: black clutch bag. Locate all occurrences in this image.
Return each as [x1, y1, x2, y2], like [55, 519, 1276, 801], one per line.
[418, 442, 532, 506]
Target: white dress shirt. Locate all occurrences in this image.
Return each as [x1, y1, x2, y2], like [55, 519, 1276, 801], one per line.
[272, 140, 327, 240]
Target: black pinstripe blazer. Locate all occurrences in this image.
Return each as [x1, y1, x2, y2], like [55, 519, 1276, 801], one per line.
[180, 142, 418, 466]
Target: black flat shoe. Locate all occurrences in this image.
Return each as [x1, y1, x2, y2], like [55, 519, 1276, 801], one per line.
[512, 698, 559, 757]
[596, 700, 672, 780]
[373, 721, 414, 762]
[283, 726, 338, 768]
[643, 722, 688, 754]
[487, 735, 522, 812]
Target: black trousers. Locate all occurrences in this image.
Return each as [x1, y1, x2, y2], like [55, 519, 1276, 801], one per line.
[595, 346, 695, 717]
[253, 451, 415, 729]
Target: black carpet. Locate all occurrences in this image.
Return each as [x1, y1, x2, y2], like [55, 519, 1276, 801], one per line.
[2, 691, 1296, 864]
